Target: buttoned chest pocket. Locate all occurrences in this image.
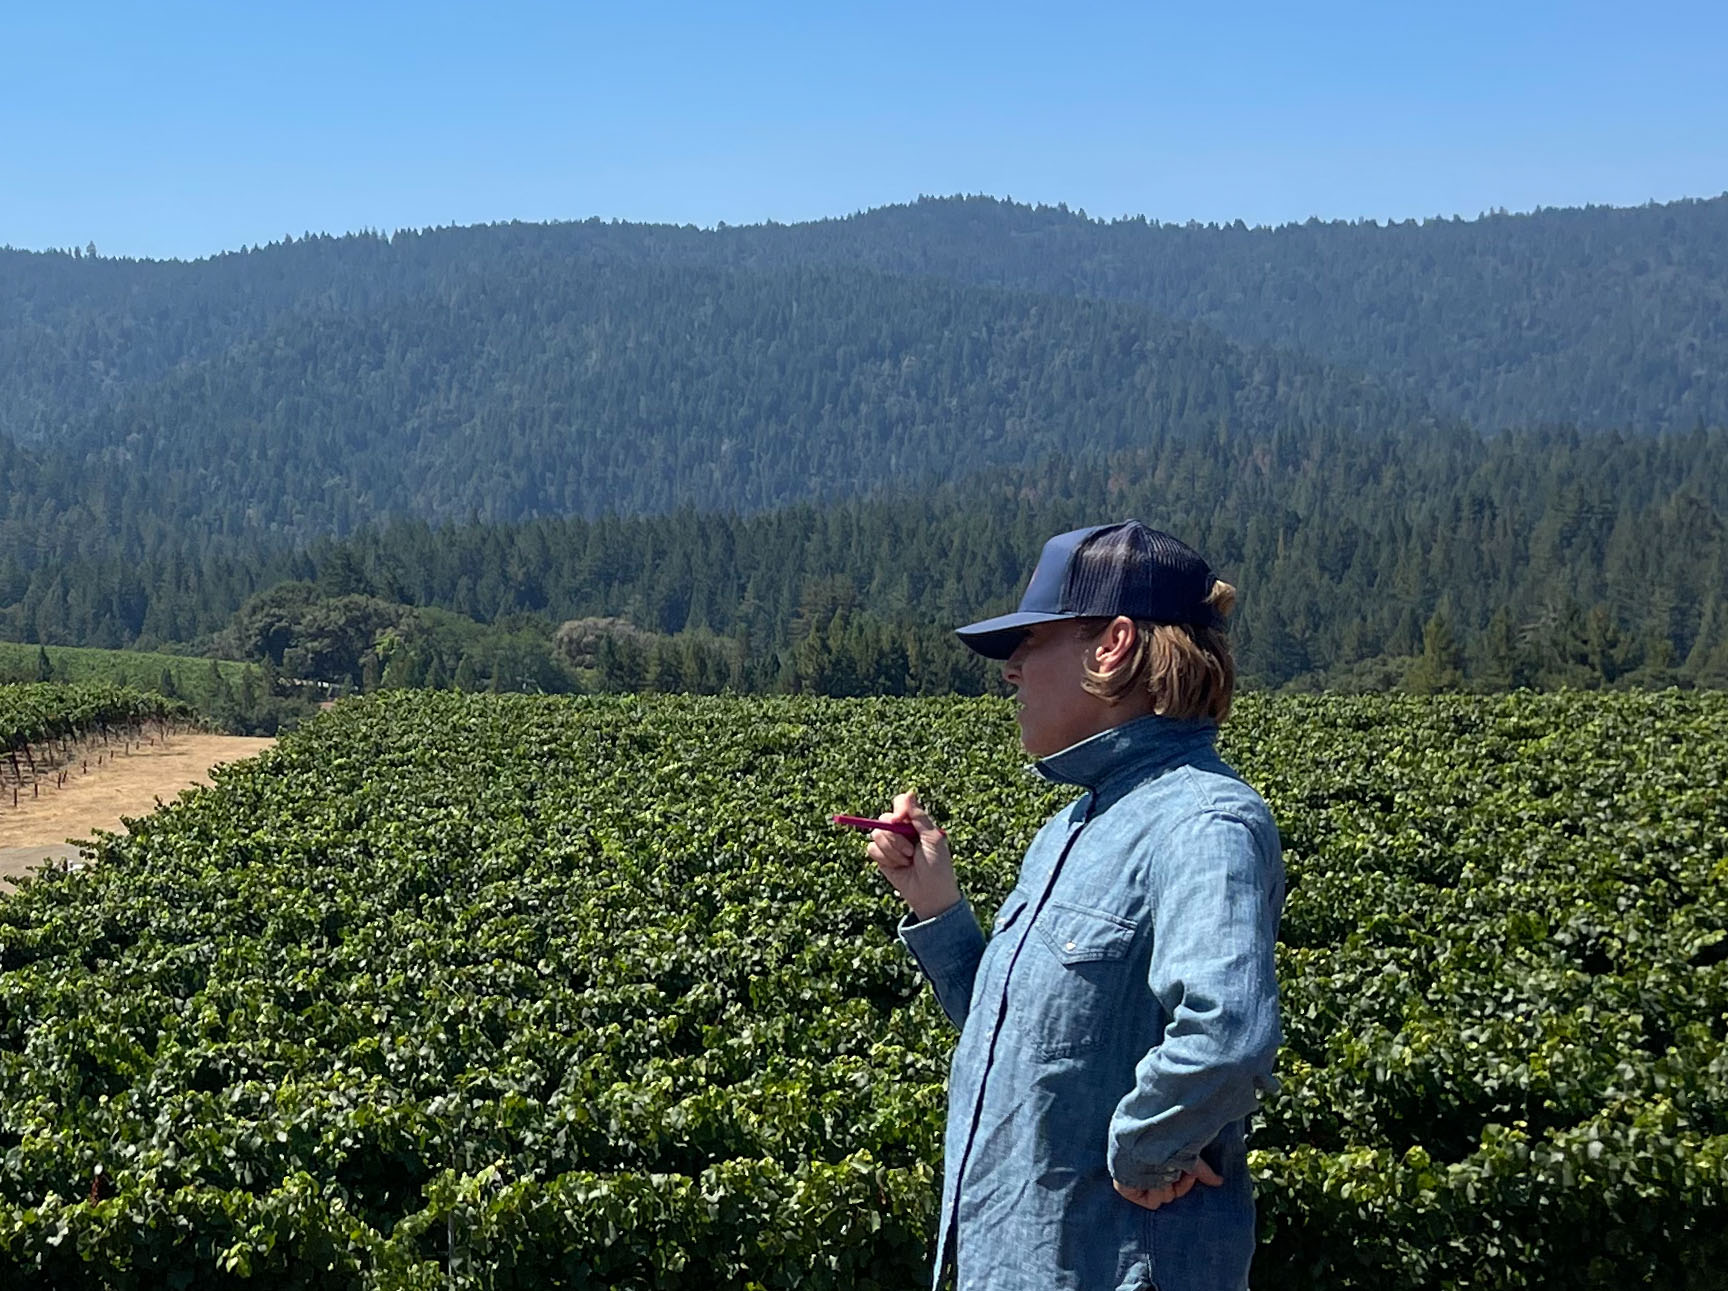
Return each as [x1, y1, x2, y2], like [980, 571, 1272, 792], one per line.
[1020, 899, 1139, 1060]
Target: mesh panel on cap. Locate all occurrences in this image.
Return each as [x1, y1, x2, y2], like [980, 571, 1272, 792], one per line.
[1060, 522, 1218, 625]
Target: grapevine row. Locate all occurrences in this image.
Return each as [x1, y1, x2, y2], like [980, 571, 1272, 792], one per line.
[0, 691, 1721, 1288]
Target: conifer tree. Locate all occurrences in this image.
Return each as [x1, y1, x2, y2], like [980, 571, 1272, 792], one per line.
[1472, 607, 1526, 690]
[1406, 603, 1465, 694]
[452, 655, 480, 692]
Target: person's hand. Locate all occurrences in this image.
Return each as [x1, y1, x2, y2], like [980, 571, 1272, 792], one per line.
[1113, 1159, 1224, 1211]
[866, 790, 960, 921]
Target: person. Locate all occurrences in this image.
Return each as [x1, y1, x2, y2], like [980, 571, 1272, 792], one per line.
[865, 520, 1285, 1291]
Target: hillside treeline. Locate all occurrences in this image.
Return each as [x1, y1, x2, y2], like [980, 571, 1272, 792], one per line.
[3, 195, 1726, 697]
[8, 192, 1726, 444]
[0, 257, 1434, 542]
[6, 421, 1723, 694]
[682, 194, 1728, 434]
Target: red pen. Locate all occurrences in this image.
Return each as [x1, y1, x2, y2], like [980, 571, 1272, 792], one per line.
[832, 814, 919, 838]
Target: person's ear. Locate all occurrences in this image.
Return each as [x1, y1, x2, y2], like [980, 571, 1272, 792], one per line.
[1092, 616, 1139, 676]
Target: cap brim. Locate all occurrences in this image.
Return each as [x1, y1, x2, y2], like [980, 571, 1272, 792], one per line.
[954, 610, 1078, 659]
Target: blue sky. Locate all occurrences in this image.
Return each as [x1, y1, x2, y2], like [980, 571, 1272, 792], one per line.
[3, 0, 1724, 260]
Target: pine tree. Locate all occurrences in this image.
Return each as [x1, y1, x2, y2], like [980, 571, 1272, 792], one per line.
[644, 640, 685, 693]
[595, 635, 646, 692]
[1472, 607, 1525, 690]
[453, 655, 480, 692]
[207, 660, 238, 729]
[1406, 603, 1465, 694]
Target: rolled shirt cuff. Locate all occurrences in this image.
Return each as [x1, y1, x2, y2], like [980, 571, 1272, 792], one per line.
[897, 898, 986, 1026]
[1111, 1150, 1202, 1192]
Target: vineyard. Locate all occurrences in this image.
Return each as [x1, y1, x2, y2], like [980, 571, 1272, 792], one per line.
[0, 690, 1723, 1288]
[0, 646, 251, 707]
[0, 684, 195, 806]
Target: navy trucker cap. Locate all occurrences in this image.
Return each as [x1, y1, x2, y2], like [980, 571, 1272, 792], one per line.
[955, 521, 1221, 659]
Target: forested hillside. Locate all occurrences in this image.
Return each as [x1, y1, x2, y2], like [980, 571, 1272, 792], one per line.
[294, 422, 1728, 691]
[10, 192, 1722, 446]
[6, 420, 1724, 693]
[3, 194, 1726, 696]
[679, 194, 1728, 433]
[0, 256, 1432, 541]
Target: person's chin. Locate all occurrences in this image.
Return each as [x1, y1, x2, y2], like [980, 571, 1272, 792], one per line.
[1017, 721, 1054, 758]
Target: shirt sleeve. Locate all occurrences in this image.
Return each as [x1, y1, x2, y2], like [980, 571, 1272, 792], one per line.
[1108, 809, 1284, 1189]
[897, 898, 987, 1030]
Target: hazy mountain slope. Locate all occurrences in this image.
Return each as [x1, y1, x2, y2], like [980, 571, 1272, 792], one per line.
[0, 259, 1437, 540]
[6, 193, 1723, 449]
[654, 194, 1728, 433]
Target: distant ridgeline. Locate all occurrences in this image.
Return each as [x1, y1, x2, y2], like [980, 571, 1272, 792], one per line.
[0, 195, 1725, 696]
[0, 255, 1437, 537]
[7, 193, 1726, 447]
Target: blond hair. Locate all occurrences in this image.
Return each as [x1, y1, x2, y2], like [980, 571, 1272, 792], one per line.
[1075, 579, 1237, 722]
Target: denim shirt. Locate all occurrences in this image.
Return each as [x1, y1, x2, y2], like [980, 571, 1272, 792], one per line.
[898, 714, 1285, 1291]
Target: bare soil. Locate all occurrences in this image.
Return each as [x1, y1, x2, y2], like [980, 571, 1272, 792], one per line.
[0, 734, 275, 887]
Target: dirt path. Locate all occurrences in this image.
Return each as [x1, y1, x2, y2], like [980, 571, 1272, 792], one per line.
[0, 734, 275, 887]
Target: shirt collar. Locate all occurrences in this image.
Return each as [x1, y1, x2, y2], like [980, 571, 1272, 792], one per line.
[1032, 712, 1219, 796]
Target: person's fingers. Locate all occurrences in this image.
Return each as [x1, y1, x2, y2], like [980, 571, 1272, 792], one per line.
[1115, 1180, 1178, 1211]
[1117, 1166, 1221, 1212]
[870, 824, 910, 849]
[894, 790, 941, 837]
[1113, 1181, 1157, 1210]
[869, 830, 914, 863]
[866, 840, 910, 874]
